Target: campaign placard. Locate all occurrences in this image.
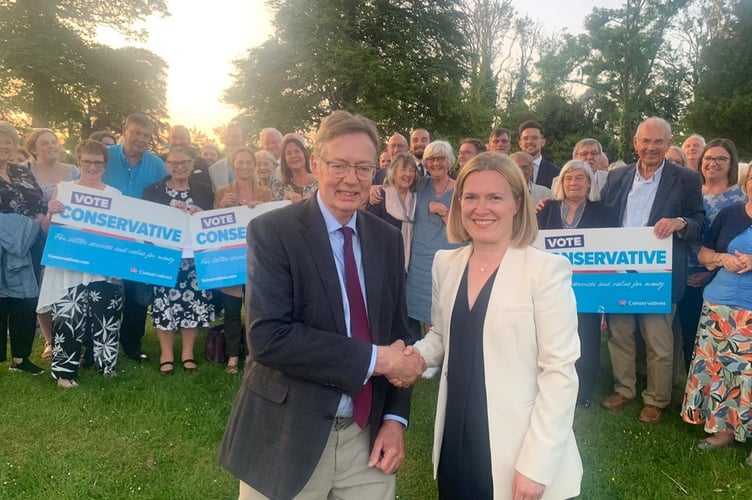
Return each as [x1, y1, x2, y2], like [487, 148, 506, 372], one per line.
[191, 201, 291, 289]
[533, 227, 673, 313]
[42, 183, 187, 286]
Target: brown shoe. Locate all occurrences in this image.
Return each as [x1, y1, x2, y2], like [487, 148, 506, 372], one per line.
[638, 404, 663, 424]
[600, 392, 634, 411]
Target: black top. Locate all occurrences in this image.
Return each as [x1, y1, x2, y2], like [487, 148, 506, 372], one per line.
[365, 188, 403, 230]
[0, 163, 45, 217]
[141, 175, 214, 210]
[537, 199, 618, 230]
[704, 202, 752, 253]
[438, 265, 497, 500]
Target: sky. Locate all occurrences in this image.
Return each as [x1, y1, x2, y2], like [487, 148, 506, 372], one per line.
[98, 0, 622, 138]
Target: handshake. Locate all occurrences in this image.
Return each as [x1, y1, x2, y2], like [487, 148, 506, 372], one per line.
[374, 340, 427, 388]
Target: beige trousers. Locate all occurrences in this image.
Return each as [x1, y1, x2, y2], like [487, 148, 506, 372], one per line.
[608, 307, 676, 408]
[239, 420, 395, 500]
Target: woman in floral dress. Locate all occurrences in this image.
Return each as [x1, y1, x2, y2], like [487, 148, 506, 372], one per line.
[682, 154, 752, 466]
[269, 136, 317, 203]
[142, 146, 214, 374]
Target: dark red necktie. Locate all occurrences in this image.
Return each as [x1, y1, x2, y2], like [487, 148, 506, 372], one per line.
[341, 226, 373, 428]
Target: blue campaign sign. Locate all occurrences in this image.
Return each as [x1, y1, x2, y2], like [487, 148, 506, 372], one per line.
[42, 183, 187, 286]
[43, 226, 182, 287]
[533, 227, 673, 314]
[194, 245, 247, 289]
[190, 201, 291, 289]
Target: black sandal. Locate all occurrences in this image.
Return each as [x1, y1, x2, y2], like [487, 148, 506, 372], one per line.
[182, 359, 198, 373]
[160, 361, 174, 375]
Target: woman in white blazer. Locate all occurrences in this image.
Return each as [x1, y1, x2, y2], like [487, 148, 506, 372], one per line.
[411, 153, 582, 500]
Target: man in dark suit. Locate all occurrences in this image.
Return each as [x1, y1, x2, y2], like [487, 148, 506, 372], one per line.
[518, 120, 559, 188]
[599, 117, 704, 424]
[219, 110, 425, 499]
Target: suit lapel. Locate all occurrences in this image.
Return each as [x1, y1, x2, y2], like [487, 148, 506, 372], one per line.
[299, 199, 348, 336]
[613, 167, 634, 223]
[648, 164, 678, 224]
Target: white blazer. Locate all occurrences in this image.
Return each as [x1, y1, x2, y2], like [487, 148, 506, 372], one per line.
[414, 245, 583, 499]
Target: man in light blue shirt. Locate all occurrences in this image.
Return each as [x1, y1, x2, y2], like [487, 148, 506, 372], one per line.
[102, 113, 167, 362]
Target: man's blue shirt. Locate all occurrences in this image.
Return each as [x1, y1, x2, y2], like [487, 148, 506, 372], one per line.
[102, 144, 167, 198]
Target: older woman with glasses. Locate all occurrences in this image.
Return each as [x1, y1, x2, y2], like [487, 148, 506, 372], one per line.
[676, 138, 747, 375]
[405, 141, 464, 346]
[537, 160, 617, 408]
[142, 146, 215, 375]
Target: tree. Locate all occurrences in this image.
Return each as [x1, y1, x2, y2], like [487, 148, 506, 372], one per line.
[534, 0, 691, 159]
[0, 0, 169, 133]
[225, 0, 472, 143]
[685, 0, 752, 157]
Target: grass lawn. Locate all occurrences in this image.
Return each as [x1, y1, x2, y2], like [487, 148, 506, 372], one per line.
[2, 331, 752, 499]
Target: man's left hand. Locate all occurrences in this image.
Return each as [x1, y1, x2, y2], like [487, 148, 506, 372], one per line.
[368, 420, 405, 475]
[653, 217, 685, 239]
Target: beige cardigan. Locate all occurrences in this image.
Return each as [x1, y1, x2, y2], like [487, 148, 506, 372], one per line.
[414, 245, 583, 499]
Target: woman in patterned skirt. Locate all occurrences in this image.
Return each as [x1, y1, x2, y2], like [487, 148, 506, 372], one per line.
[682, 163, 752, 466]
[142, 146, 214, 374]
[40, 140, 122, 387]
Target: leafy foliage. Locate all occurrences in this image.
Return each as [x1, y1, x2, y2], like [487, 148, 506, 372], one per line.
[533, 0, 693, 160]
[0, 0, 168, 138]
[225, 0, 473, 144]
[685, 0, 752, 158]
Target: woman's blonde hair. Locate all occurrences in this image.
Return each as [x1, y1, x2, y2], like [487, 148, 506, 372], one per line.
[446, 152, 538, 247]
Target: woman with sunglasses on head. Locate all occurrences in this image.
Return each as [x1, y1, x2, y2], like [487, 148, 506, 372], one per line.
[213, 147, 270, 374]
[25, 128, 81, 360]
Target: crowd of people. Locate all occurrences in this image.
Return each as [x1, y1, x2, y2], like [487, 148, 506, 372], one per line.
[1, 109, 751, 498]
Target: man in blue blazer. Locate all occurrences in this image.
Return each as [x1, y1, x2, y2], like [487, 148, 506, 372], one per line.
[219, 111, 424, 499]
[599, 117, 704, 424]
[518, 120, 560, 189]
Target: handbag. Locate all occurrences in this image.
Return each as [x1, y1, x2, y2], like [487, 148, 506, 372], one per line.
[206, 324, 227, 364]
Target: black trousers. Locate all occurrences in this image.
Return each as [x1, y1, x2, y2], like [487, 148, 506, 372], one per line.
[0, 296, 37, 361]
[120, 280, 149, 358]
[676, 285, 705, 369]
[576, 313, 602, 402]
[222, 292, 244, 358]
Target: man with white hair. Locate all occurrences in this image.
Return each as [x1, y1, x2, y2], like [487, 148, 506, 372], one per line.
[599, 117, 704, 424]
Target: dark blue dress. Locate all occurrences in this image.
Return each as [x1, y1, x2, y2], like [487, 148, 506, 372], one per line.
[438, 265, 497, 500]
